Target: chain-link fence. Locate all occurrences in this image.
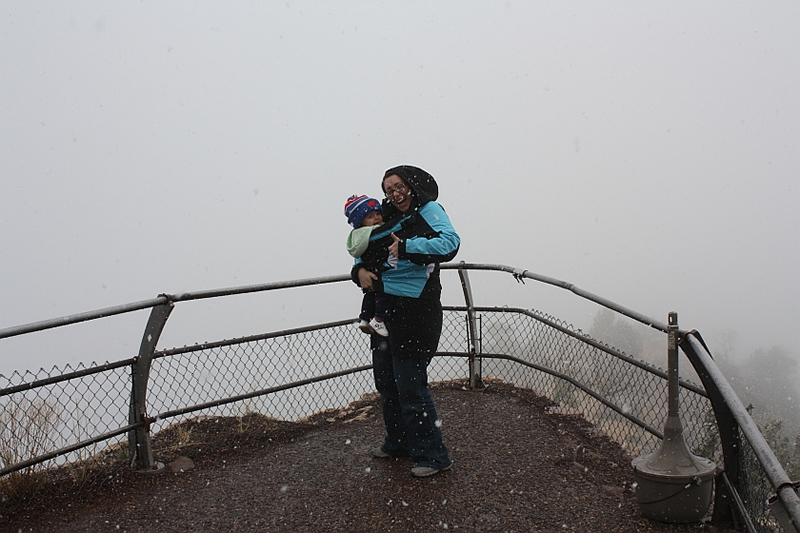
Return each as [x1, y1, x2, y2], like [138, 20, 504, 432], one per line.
[0, 359, 136, 508]
[456, 307, 711, 457]
[1, 265, 798, 531]
[149, 322, 374, 425]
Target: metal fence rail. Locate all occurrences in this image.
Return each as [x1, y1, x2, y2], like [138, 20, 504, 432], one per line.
[1, 264, 798, 531]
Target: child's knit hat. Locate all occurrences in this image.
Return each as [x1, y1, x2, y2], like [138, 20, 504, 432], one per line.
[344, 194, 382, 228]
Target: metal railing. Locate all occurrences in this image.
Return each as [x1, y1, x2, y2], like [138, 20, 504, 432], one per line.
[1, 263, 798, 531]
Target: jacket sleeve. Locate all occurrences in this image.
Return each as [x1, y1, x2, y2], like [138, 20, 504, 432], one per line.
[350, 257, 365, 285]
[400, 202, 460, 265]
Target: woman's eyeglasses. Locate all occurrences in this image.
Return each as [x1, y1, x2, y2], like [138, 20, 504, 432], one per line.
[384, 183, 409, 197]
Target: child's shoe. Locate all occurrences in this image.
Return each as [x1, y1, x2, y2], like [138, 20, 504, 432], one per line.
[358, 320, 372, 334]
[369, 318, 389, 337]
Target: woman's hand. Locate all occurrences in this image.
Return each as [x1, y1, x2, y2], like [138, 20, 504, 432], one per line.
[388, 233, 401, 258]
[357, 267, 378, 291]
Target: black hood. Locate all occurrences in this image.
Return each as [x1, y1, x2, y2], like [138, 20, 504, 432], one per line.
[379, 165, 440, 223]
[383, 165, 439, 205]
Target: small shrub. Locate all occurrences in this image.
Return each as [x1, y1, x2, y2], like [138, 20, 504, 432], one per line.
[0, 397, 62, 504]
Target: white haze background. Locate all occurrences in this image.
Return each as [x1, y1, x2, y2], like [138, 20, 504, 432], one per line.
[1, 2, 798, 380]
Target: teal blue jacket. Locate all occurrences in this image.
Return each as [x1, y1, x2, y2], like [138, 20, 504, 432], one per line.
[353, 200, 460, 299]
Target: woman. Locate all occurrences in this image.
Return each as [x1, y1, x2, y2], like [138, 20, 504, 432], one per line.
[353, 165, 460, 477]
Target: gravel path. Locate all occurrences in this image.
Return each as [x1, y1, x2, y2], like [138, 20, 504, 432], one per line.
[2, 381, 735, 532]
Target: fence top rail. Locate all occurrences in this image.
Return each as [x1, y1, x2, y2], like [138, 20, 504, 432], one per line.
[1, 263, 668, 341]
[441, 263, 670, 333]
[0, 297, 167, 340]
[0, 274, 351, 340]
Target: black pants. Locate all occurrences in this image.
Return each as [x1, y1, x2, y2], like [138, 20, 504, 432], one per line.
[371, 295, 450, 467]
[359, 279, 391, 322]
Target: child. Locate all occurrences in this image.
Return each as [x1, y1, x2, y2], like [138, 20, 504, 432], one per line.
[344, 194, 390, 337]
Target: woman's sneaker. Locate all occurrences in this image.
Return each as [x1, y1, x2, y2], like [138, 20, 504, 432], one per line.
[358, 320, 372, 334]
[371, 446, 392, 458]
[371, 445, 410, 459]
[411, 461, 453, 478]
[369, 318, 389, 337]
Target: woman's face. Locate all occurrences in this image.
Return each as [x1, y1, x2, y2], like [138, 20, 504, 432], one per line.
[383, 174, 413, 213]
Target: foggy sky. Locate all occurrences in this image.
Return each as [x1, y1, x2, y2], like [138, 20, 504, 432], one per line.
[1, 1, 798, 374]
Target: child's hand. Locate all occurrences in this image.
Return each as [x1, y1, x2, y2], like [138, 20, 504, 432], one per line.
[389, 233, 401, 258]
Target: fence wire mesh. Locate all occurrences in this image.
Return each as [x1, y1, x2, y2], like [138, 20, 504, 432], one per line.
[148, 323, 377, 430]
[1, 363, 133, 507]
[1, 276, 794, 530]
[740, 430, 787, 532]
[459, 309, 713, 458]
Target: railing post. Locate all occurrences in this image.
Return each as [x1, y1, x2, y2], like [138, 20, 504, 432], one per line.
[128, 299, 173, 473]
[458, 263, 484, 390]
[678, 332, 741, 526]
[667, 312, 680, 420]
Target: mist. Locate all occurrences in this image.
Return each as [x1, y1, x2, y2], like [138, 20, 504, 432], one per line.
[2, 1, 798, 387]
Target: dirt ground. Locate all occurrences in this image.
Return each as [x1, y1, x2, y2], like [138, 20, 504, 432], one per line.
[1, 380, 736, 533]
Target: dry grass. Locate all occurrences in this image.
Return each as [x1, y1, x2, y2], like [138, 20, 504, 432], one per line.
[0, 398, 61, 504]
